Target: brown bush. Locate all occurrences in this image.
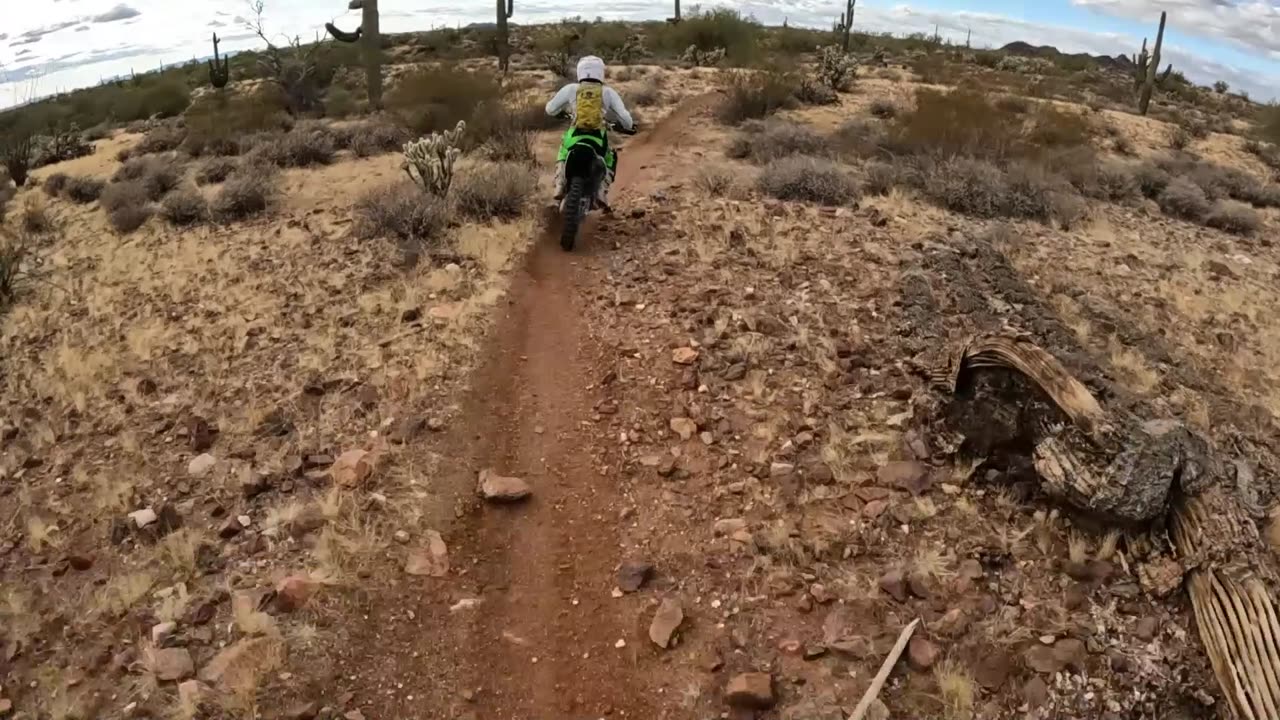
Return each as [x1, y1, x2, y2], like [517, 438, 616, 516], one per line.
[862, 160, 898, 195]
[1205, 199, 1261, 235]
[716, 70, 797, 124]
[348, 122, 411, 158]
[1158, 177, 1210, 221]
[113, 156, 153, 183]
[1000, 163, 1058, 221]
[139, 158, 184, 201]
[161, 187, 209, 226]
[135, 124, 186, 155]
[869, 100, 898, 119]
[889, 89, 1022, 161]
[211, 164, 278, 222]
[452, 162, 537, 221]
[1169, 126, 1193, 151]
[727, 120, 827, 163]
[1026, 105, 1092, 149]
[922, 157, 1060, 221]
[1095, 159, 1140, 202]
[387, 66, 502, 135]
[195, 158, 238, 186]
[1050, 191, 1088, 230]
[20, 198, 52, 234]
[355, 182, 449, 243]
[757, 156, 859, 205]
[102, 181, 152, 233]
[831, 120, 886, 159]
[65, 176, 106, 203]
[693, 165, 736, 196]
[182, 90, 291, 157]
[994, 95, 1031, 114]
[44, 173, 70, 196]
[631, 78, 663, 107]
[1133, 161, 1171, 199]
[248, 129, 335, 168]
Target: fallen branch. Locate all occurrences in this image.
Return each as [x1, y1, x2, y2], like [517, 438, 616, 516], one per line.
[849, 618, 919, 720]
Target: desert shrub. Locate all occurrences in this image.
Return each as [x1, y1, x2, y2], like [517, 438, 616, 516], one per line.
[20, 198, 52, 234]
[195, 158, 237, 185]
[1000, 163, 1058, 221]
[355, 182, 449, 243]
[135, 124, 186, 155]
[716, 70, 797, 124]
[1095, 159, 1140, 202]
[470, 108, 537, 164]
[922, 157, 1042, 219]
[630, 79, 663, 107]
[757, 156, 859, 205]
[869, 100, 898, 119]
[1, 136, 35, 188]
[1158, 177, 1211, 220]
[211, 164, 278, 222]
[44, 173, 70, 196]
[102, 181, 152, 233]
[862, 160, 898, 195]
[248, 129, 335, 168]
[693, 165, 735, 196]
[161, 187, 209, 226]
[994, 95, 1031, 114]
[1169, 126, 1193, 151]
[1244, 139, 1280, 172]
[728, 120, 827, 163]
[139, 158, 184, 201]
[1112, 135, 1135, 156]
[1187, 163, 1280, 208]
[324, 85, 358, 118]
[183, 90, 290, 157]
[650, 8, 760, 64]
[452, 162, 537, 220]
[113, 156, 153, 183]
[794, 77, 838, 106]
[1214, 81, 1229, 94]
[1205, 200, 1261, 235]
[348, 122, 411, 158]
[65, 176, 106, 204]
[1133, 161, 1171, 199]
[911, 55, 958, 85]
[832, 119, 886, 159]
[1050, 191, 1088, 229]
[889, 89, 1021, 161]
[1027, 105, 1092, 149]
[386, 66, 502, 135]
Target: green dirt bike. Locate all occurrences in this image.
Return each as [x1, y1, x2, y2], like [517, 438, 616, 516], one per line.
[557, 119, 638, 252]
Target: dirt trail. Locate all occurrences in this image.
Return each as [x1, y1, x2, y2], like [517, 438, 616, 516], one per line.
[331, 98, 708, 720]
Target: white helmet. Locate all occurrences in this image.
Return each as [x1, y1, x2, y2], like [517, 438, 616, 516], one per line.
[577, 55, 606, 82]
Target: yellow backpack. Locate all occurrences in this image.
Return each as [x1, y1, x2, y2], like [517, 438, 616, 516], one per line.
[574, 83, 605, 131]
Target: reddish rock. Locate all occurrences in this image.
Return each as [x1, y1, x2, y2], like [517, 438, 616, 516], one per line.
[331, 449, 373, 487]
[877, 460, 932, 495]
[404, 531, 450, 577]
[973, 651, 1012, 690]
[148, 647, 195, 682]
[274, 575, 317, 612]
[1135, 616, 1159, 641]
[477, 470, 531, 502]
[649, 598, 684, 649]
[725, 673, 775, 709]
[907, 637, 940, 670]
[1023, 676, 1050, 707]
[617, 561, 654, 592]
[878, 569, 908, 602]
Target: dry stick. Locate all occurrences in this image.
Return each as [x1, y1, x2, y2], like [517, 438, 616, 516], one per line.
[849, 618, 920, 720]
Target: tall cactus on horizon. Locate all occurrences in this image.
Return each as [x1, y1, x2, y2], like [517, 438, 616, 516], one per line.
[208, 33, 230, 88]
[325, 0, 383, 109]
[835, 0, 856, 52]
[1134, 10, 1171, 116]
[496, 0, 514, 73]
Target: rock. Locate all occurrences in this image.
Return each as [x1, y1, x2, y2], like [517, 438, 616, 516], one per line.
[769, 462, 795, 479]
[828, 637, 872, 659]
[1205, 259, 1236, 279]
[669, 417, 697, 441]
[713, 518, 747, 536]
[862, 499, 889, 518]
[1026, 638, 1086, 674]
[1135, 616, 1159, 641]
[151, 621, 177, 646]
[217, 519, 242, 539]
[129, 507, 158, 529]
[907, 573, 933, 599]
[156, 504, 183, 535]
[878, 569, 908, 602]
[404, 530, 450, 577]
[973, 651, 1011, 690]
[803, 644, 827, 660]
[400, 307, 422, 323]
[649, 598, 684, 648]
[617, 561, 654, 592]
[199, 638, 273, 687]
[865, 698, 890, 720]
[188, 453, 218, 478]
[393, 530, 410, 544]
[672, 347, 700, 365]
[238, 467, 272, 498]
[67, 554, 93, 571]
[725, 673, 775, 709]
[477, 470, 531, 502]
[0, 698, 11, 716]
[1138, 557, 1184, 598]
[149, 647, 195, 681]
[877, 461, 932, 495]
[958, 558, 984, 580]
[907, 637, 939, 670]
[177, 680, 210, 709]
[1023, 676, 1050, 708]
[188, 416, 215, 452]
[331, 449, 373, 487]
[724, 363, 746, 381]
[275, 575, 318, 612]
[285, 701, 321, 720]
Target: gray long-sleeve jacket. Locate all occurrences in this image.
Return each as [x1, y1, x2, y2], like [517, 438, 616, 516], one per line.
[545, 83, 635, 131]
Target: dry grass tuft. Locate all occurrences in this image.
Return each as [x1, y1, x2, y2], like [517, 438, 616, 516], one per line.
[43, 172, 69, 196]
[20, 196, 53, 234]
[249, 129, 336, 168]
[161, 187, 209, 226]
[694, 165, 737, 197]
[65, 176, 106, 204]
[348, 121, 411, 158]
[716, 70, 797, 124]
[211, 164, 278, 223]
[1205, 199, 1261, 235]
[101, 181, 153, 233]
[727, 120, 827, 163]
[195, 157, 238, 186]
[935, 660, 977, 720]
[869, 99, 898, 119]
[1157, 177, 1210, 221]
[757, 156, 858, 205]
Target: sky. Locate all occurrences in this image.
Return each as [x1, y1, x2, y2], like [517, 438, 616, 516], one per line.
[1, 0, 1277, 110]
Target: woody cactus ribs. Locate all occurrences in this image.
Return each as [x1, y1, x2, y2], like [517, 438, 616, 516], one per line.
[208, 33, 229, 89]
[496, 0, 514, 73]
[325, 0, 382, 109]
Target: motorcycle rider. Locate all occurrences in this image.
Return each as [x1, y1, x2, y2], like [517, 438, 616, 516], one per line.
[545, 55, 635, 209]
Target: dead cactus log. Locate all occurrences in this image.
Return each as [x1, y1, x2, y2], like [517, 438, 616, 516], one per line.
[938, 334, 1280, 717]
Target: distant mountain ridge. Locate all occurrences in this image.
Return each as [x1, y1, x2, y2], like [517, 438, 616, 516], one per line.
[999, 41, 1134, 71]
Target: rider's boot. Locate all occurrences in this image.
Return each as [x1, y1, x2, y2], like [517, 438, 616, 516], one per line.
[552, 161, 567, 200]
[596, 167, 615, 213]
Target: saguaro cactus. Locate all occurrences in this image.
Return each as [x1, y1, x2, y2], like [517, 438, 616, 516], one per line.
[672, 0, 681, 23]
[835, 0, 856, 51]
[208, 33, 230, 88]
[1135, 10, 1171, 116]
[496, 0, 514, 73]
[325, 0, 382, 109]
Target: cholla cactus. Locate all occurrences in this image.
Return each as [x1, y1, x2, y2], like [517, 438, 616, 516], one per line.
[680, 45, 725, 67]
[815, 45, 857, 91]
[403, 121, 466, 197]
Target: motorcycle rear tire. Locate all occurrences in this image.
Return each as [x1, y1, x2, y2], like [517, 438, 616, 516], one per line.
[561, 176, 588, 252]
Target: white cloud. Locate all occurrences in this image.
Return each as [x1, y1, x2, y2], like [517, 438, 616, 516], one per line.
[1074, 0, 1280, 60]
